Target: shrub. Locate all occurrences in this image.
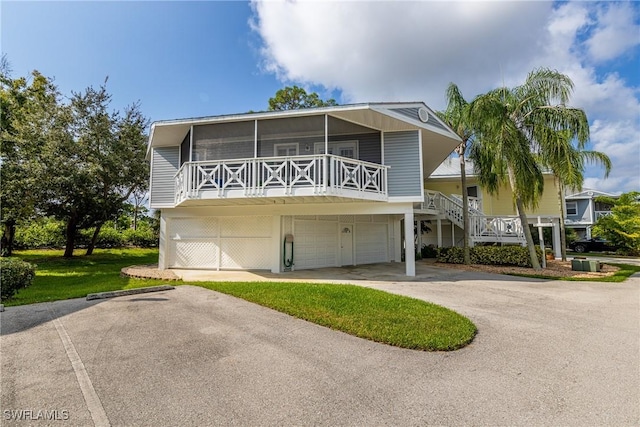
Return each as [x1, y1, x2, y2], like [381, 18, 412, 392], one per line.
[1, 258, 36, 301]
[122, 228, 158, 247]
[89, 226, 125, 248]
[421, 245, 438, 259]
[437, 245, 543, 268]
[14, 219, 66, 249]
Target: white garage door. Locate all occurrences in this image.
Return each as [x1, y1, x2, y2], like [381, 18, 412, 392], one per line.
[168, 216, 272, 269]
[355, 222, 389, 264]
[294, 219, 338, 269]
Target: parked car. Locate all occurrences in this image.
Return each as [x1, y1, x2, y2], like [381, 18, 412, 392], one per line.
[569, 238, 617, 253]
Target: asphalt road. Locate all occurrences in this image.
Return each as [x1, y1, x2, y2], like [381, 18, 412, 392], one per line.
[1, 272, 639, 426]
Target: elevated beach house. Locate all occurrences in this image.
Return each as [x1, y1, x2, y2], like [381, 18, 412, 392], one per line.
[147, 102, 461, 276]
[564, 189, 617, 239]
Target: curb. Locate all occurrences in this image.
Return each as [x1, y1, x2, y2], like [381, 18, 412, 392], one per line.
[86, 285, 175, 301]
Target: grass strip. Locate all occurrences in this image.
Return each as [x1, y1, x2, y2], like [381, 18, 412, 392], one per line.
[5, 248, 166, 306]
[509, 263, 640, 282]
[197, 281, 477, 351]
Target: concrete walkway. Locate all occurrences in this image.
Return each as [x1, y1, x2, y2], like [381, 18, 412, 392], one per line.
[1, 269, 639, 426]
[172, 260, 522, 283]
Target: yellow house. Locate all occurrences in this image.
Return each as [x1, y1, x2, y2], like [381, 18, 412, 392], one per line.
[417, 157, 562, 257]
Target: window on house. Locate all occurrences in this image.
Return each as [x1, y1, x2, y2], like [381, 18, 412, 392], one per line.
[314, 141, 358, 159]
[466, 186, 478, 198]
[594, 201, 612, 211]
[274, 143, 299, 157]
[566, 201, 578, 216]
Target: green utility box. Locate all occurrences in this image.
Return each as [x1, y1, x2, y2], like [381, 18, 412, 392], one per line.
[571, 259, 583, 271]
[581, 260, 601, 272]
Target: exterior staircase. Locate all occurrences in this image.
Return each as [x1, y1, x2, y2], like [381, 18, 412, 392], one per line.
[418, 191, 526, 246]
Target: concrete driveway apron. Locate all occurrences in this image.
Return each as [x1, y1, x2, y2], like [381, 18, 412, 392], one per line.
[1, 270, 638, 426]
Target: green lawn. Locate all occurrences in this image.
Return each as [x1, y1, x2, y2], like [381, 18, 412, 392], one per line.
[6, 248, 167, 306]
[4, 248, 477, 351]
[198, 281, 477, 351]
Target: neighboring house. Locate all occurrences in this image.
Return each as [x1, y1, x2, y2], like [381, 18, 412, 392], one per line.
[564, 189, 616, 239]
[419, 157, 564, 258]
[147, 102, 462, 276]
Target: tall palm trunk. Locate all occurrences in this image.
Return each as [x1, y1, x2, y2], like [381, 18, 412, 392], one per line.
[508, 166, 541, 270]
[515, 196, 542, 270]
[458, 146, 471, 265]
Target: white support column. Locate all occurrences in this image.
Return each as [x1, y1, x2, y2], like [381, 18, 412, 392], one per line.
[451, 223, 455, 247]
[537, 217, 546, 269]
[324, 114, 328, 154]
[404, 211, 415, 276]
[189, 125, 194, 162]
[553, 219, 561, 259]
[271, 215, 282, 273]
[437, 218, 443, 247]
[158, 214, 168, 270]
[254, 120, 258, 158]
[393, 218, 402, 262]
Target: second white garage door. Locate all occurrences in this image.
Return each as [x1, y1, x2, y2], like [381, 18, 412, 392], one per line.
[294, 219, 339, 269]
[292, 215, 389, 270]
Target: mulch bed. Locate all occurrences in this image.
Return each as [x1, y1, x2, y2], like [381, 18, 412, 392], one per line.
[427, 259, 619, 279]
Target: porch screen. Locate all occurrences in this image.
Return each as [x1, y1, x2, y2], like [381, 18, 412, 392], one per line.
[257, 116, 324, 157]
[192, 121, 254, 162]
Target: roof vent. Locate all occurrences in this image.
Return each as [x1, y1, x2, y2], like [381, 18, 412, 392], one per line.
[418, 107, 430, 123]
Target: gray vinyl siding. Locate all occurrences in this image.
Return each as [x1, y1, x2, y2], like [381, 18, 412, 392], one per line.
[390, 107, 448, 132]
[150, 147, 179, 208]
[331, 132, 381, 163]
[384, 131, 422, 197]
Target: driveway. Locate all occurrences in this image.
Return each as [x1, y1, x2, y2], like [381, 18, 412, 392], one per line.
[1, 270, 639, 426]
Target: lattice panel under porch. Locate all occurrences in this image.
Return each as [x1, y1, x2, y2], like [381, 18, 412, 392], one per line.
[170, 240, 219, 268]
[219, 216, 272, 238]
[170, 217, 219, 239]
[220, 238, 271, 270]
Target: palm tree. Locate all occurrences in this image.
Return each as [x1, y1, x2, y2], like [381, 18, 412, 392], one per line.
[468, 68, 591, 270]
[538, 130, 611, 260]
[437, 83, 475, 265]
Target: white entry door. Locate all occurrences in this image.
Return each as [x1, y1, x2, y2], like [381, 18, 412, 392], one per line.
[340, 224, 353, 266]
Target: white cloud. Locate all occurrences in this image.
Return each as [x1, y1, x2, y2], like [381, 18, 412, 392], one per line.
[251, 0, 552, 107]
[251, 0, 640, 193]
[584, 119, 640, 193]
[586, 2, 640, 63]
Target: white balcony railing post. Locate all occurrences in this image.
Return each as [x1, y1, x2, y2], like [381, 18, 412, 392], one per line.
[175, 154, 388, 203]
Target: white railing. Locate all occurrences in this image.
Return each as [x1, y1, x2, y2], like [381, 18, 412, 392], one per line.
[451, 194, 483, 213]
[175, 155, 388, 204]
[421, 190, 464, 227]
[595, 211, 612, 220]
[469, 215, 526, 243]
[421, 190, 526, 244]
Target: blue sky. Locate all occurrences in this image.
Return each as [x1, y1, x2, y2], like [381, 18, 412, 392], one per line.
[2, 1, 639, 193]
